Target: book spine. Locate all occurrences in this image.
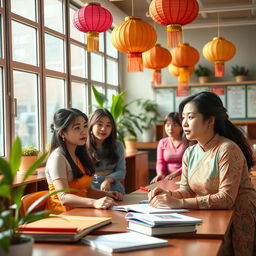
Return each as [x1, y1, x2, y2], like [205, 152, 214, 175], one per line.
[19, 227, 78, 233]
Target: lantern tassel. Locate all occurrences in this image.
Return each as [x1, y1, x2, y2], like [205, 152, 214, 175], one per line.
[127, 53, 143, 72]
[167, 24, 182, 48]
[87, 32, 99, 52]
[152, 70, 161, 85]
[215, 62, 224, 77]
[178, 67, 190, 87]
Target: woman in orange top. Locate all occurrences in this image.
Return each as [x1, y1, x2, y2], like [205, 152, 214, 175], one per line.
[45, 108, 122, 214]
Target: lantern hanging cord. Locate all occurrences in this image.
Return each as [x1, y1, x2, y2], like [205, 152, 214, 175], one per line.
[217, 13, 220, 37]
[132, 0, 134, 17]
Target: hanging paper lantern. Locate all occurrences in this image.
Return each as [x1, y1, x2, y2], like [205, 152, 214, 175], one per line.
[203, 37, 236, 77]
[73, 2, 113, 52]
[171, 43, 199, 86]
[111, 16, 157, 72]
[149, 0, 199, 48]
[142, 44, 172, 85]
[168, 64, 194, 77]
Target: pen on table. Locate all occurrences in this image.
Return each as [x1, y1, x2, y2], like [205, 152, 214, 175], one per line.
[139, 186, 150, 192]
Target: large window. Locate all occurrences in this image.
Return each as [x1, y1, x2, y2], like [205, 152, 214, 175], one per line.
[0, 0, 119, 157]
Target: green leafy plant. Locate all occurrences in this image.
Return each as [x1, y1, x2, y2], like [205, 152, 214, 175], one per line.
[91, 86, 142, 142]
[195, 64, 211, 77]
[231, 65, 249, 76]
[0, 138, 66, 253]
[21, 146, 39, 156]
[135, 99, 160, 131]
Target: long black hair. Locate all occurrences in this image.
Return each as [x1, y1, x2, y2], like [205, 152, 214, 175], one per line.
[179, 91, 253, 169]
[87, 108, 118, 165]
[50, 108, 94, 178]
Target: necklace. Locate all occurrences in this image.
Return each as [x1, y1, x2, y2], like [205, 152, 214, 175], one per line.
[201, 133, 216, 151]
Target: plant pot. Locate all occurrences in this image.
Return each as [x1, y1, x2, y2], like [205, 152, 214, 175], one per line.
[141, 127, 154, 142]
[0, 235, 34, 256]
[235, 75, 247, 82]
[198, 76, 209, 84]
[124, 140, 137, 153]
[20, 156, 38, 174]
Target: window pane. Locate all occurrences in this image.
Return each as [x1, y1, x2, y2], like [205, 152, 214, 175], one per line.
[0, 15, 3, 58]
[106, 30, 118, 58]
[91, 85, 103, 111]
[69, 6, 85, 43]
[44, 0, 64, 33]
[45, 33, 65, 72]
[91, 53, 104, 82]
[11, 0, 37, 21]
[13, 70, 39, 148]
[107, 88, 117, 106]
[107, 59, 118, 86]
[46, 77, 65, 145]
[71, 82, 88, 114]
[12, 21, 38, 66]
[98, 33, 104, 52]
[71, 44, 86, 78]
[0, 68, 4, 156]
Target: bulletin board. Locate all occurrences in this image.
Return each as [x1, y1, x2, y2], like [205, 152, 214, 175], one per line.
[155, 82, 256, 121]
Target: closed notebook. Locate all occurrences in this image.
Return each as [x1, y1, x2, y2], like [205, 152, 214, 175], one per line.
[19, 215, 111, 242]
[110, 204, 188, 214]
[128, 220, 196, 236]
[81, 232, 168, 252]
[125, 212, 203, 226]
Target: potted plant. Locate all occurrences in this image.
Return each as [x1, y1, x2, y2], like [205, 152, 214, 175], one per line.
[19, 146, 39, 175]
[195, 64, 211, 84]
[123, 135, 137, 153]
[91, 86, 142, 143]
[135, 99, 161, 142]
[231, 65, 249, 82]
[0, 138, 50, 255]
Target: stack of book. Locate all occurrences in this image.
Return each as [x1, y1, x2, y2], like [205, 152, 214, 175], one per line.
[125, 212, 202, 236]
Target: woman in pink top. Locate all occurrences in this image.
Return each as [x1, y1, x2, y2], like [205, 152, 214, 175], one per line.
[151, 112, 189, 183]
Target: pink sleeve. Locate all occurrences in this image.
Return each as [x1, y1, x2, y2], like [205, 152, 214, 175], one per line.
[156, 139, 167, 175]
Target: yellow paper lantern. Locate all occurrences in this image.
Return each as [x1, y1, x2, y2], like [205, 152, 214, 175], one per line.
[111, 16, 157, 72]
[203, 37, 236, 77]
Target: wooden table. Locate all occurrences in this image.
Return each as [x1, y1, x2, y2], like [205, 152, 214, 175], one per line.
[33, 238, 222, 256]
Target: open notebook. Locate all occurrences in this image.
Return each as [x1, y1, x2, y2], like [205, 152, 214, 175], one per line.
[19, 215, 111, 242]
[81, 232, 168, 252]
[110, 203, 188, 214]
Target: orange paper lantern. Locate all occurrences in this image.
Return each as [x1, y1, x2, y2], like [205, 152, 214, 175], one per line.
[203, 37, 236, 77]
[142, 44, 172, 85]
[111, 16, 157, 72]
[168, 64, 194, 77]
[149, 0, 199, 48]
[171, 43, 199, 86]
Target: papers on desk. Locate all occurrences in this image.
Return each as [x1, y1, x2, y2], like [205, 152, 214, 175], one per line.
[110, 203, 188, 214]
[81, 232, 168, 252]
[126, 212, 202, 236]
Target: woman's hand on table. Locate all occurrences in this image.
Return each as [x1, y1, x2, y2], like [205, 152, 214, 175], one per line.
[149, 191, 183, 208]
[106, 191, 123, 201]
[93, 196, 117, 209]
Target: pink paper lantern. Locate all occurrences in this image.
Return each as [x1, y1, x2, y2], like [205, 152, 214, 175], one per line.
[73, 2, 113, 52]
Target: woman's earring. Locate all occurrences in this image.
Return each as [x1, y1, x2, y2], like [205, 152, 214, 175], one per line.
[62, 137, 65, 141]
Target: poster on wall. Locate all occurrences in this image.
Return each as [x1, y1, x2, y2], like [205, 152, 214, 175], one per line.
[190, 86, 209, 95]
[175, 87, 189, 111]
[247, 85, 256, 118]
[155, 88, 175, 119]
[227, 86, 246, 119]
[210, 86, 226, 107]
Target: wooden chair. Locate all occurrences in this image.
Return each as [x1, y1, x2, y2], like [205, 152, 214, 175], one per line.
[20, 190, 49, 216]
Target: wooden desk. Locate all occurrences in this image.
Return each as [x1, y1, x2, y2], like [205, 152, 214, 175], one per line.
[33, 238, 222, 256]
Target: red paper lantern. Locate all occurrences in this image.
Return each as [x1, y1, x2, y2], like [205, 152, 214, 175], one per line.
[203, 37, 236, 77]
[171, 43, 199, 86]
[149, 0, 199, 48]
[73, 2, 113, 52]
[111, 16, 157, 72]
[142, 44, 172, 85]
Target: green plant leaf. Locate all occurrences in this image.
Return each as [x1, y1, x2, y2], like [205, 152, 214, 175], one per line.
[19, 210, 52, 225]
[0, 231, 11, 253]
[0, 158, 13, 185]
[110, 91, 125, 120]
[9, 137, 22, 177]
[22, 152, 48, 182]
[92, 86, 107, 108]
[0, 185, 10, 199]
[11, 186, 26, 208]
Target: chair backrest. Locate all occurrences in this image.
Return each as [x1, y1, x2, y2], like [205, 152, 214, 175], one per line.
[20, 190, 49, 216]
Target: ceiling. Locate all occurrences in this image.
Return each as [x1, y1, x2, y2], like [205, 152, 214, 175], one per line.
[109, 0, 256, 29]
